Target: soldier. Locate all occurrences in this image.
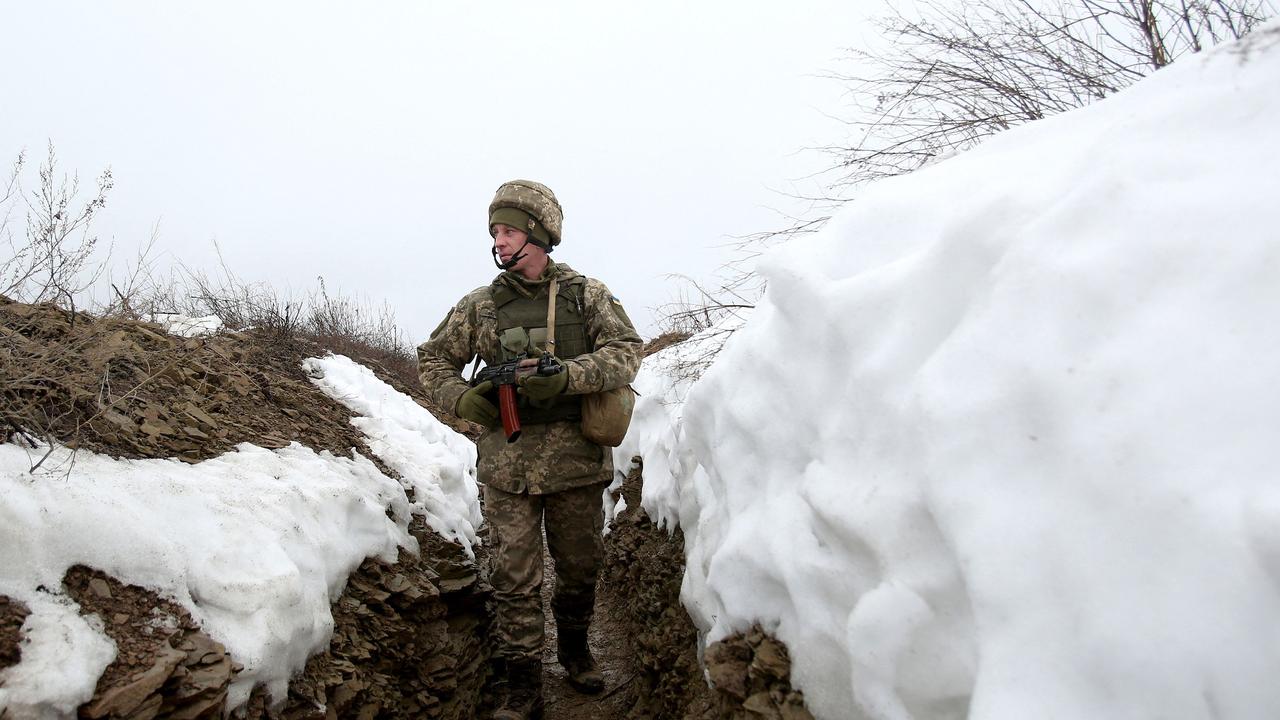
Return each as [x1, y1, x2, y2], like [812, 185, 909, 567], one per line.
[417, 179, 642, 720]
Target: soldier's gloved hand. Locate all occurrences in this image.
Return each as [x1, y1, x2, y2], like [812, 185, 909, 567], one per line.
[455, 381, 499, 428]
[518, 364, 569, 401]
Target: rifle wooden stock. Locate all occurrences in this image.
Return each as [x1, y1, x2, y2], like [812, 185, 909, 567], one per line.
[497, 383, 522, 443]
[472, 352, 563, 443]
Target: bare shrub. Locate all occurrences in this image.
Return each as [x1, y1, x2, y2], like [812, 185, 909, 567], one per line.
[657, 0, 1274, 360]
[1, 143, 114, 309]
[823, 0, 1275, 188]
[305, 277, 416, 382]
[0, 146, 428, 462]
[136, 255, 417, 384]
[651, 273, 755, 381]
[175, 258, 307, 339]
[97, 224, 165, 321]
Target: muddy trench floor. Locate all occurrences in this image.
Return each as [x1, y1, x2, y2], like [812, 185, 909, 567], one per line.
[537, 539, 636, 719]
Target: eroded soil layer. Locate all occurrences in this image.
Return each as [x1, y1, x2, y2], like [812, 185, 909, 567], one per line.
[599, 462, 814, 720]
[0, 595, 31, 672]
[241, 526, 491, 720]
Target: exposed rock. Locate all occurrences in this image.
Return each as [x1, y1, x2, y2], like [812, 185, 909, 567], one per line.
[0, 595, 31, 671]
[63, 566, 233, 720]
[703, 626, 813, 720]
[238, 524, 490, 720]
[82, 644, 186, 718]
[88, 578, 114, 600]
[705, 644, 750, 701]
[599, 461, 717, 719]
[599, 461, 814, 720]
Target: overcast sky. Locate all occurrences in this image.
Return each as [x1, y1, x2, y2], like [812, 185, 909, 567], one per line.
[1, 1, 877, 340]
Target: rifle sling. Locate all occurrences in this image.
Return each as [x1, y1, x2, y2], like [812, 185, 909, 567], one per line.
[546, 277, 558, 353]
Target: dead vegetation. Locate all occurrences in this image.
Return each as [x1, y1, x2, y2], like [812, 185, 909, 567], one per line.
[1, 144, 422, 443]
[656, 0, 1275, 369]
[0, 296, 441, 469]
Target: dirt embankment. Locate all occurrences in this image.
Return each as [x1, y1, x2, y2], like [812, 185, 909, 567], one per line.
[594, 462, 814, 720]
[0, 299, 488, 718]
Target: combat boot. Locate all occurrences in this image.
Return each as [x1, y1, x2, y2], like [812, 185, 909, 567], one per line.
[557, 627, 605, 694]
[489, 657, 510, 709]
[493, 658, 543, 720]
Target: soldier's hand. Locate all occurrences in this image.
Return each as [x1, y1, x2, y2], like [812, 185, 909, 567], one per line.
[455, 381, 499, 429]
[518, 363, 568, 401]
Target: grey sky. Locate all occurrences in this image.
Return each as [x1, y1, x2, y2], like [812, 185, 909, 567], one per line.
[1, 1, 875, 340]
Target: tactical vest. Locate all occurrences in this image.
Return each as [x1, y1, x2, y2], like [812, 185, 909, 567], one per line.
[491, 276, 591, 425]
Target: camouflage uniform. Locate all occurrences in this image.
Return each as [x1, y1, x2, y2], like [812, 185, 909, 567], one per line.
[417, 259, 641, 661]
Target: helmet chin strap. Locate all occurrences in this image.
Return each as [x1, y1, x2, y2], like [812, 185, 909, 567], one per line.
[492, 239, 532, 270]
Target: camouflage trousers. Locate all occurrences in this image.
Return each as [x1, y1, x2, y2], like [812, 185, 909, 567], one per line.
[483, 481, 607, 662]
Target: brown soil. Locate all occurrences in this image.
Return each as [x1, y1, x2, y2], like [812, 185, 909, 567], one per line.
[538, 527, 636, 719]
[0, 297, 470, 464]
[62, 566, 234, 720]
[239, 524, 491, 720]
[0, 595, 30, 672]
[596, 462, 715, 719]
[588, 461, 815, 720]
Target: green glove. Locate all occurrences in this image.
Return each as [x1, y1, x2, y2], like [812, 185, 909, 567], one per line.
[455, 381, 499, 428]
[518, 364, 569, 401]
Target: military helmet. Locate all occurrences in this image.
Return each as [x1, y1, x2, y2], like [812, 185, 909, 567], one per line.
[488, 179, 563, 247]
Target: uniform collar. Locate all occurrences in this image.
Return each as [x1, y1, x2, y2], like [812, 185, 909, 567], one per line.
[497, 260, 578, 298]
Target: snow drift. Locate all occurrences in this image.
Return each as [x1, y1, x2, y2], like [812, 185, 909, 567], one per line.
[621, 23, 1280, 720]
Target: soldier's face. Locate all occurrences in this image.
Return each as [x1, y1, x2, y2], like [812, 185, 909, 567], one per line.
[492, 224, 547, 275]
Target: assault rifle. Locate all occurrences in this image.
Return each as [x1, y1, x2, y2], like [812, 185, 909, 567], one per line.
[472, 352, 563, 443]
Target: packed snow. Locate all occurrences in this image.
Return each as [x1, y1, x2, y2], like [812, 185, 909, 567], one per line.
[0, 354, 478, 717]
[148, 313, 224, 338]
[303, 354, 482, 555]
[617, 23, 1280, 720]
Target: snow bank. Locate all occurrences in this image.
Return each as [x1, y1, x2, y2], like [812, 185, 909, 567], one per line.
[611, 321, 742, 532]
[632, 24, 1280, 720]
[0, 356, 481, 717]
[0, 442, 412, 714]
[303, 354, 482, 556]
[149, 313, 224, 337]
[0, 592, 116, 719]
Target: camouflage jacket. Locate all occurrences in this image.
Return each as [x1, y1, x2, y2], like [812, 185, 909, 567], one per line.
[417, 261, 642, 494]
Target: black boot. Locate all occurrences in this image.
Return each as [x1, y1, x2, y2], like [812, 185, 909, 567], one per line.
[557, 627, 605, 694]
[489, 657, 510, 710]
[493, 658, 543, 720]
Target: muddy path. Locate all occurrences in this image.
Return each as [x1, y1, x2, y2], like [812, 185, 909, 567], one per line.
[538, 543, 638, 718]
